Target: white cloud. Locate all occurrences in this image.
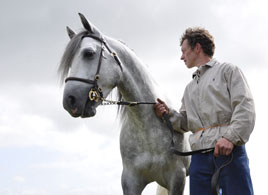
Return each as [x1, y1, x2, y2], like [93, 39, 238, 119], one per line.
[13, 176, 25, 183]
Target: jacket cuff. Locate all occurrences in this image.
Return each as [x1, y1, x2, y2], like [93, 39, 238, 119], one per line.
[223, 127, 244, 146]
[168, 109, 188, 134]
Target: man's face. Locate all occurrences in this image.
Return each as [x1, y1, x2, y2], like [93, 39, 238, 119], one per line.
[180, 39, 198, 69]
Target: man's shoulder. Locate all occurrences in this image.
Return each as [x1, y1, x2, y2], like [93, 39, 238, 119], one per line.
[212, 59, 238, 72]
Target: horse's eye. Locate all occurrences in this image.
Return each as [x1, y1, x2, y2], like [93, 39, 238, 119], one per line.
[83, 49, 95, 58]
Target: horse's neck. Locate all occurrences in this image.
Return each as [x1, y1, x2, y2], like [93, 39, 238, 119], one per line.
[120, 55, 156, 103]
[111, 39, 158, 122]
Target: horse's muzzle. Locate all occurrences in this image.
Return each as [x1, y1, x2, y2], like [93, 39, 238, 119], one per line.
[63, 84, 98, 118]
[63, 95, 97, 118]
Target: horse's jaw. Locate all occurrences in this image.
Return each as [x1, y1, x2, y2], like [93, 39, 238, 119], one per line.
[81, 106, 96, 118]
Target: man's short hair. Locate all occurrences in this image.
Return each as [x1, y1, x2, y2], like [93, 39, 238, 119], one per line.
[180, 27, 215, 57]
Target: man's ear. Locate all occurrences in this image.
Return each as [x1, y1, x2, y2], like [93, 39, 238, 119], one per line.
[195, 43, 202, 53]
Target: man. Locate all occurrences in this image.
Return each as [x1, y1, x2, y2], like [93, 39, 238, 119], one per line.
[154, 27, 255, 195]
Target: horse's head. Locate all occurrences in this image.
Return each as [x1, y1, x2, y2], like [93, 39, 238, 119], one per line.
[59, 13, 122, 118]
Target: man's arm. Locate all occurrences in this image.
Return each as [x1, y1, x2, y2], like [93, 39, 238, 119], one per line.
[223, 65, 255, 145]
[154, 98, 188, 134]
[214, 65, 255, 157]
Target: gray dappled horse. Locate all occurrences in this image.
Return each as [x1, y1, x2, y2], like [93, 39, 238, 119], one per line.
[59, 13, 190, 195]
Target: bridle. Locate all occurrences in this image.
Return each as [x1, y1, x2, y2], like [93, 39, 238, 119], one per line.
[65, 34, 123, 105]
[65, 34, 156, 107]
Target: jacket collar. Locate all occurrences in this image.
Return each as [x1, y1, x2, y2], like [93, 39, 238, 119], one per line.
[205, 58, 217, 67]
[192, 58, 217, 79]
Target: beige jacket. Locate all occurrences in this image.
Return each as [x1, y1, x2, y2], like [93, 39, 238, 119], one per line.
[169, 59, 255, 150]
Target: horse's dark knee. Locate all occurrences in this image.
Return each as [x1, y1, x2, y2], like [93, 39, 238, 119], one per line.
[121, 169, 147, 195]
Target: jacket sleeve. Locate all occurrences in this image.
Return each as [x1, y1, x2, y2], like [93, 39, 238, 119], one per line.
[168, 96, 189, 134]
[223, 65, 255, 145]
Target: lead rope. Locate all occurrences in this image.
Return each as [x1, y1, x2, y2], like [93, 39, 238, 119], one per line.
[100, 97, 155, 106]
[162, 113, 214, 156]
[211, 153, 233, 195]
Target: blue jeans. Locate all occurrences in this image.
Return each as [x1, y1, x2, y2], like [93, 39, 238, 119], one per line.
[189, 145, 254, 195]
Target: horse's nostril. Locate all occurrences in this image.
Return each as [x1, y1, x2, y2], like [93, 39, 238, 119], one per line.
[68, 95, 76, 107]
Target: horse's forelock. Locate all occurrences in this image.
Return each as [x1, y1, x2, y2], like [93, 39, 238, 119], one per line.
[58, 31, 88, 84]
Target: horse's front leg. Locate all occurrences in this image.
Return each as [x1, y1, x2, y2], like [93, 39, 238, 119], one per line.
[121, 168, 148, 195]
[168, 166, 187, 195]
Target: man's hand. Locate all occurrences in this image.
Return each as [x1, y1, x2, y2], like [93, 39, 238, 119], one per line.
[154, 98, 169, 118]
[214, 137, 234, 157]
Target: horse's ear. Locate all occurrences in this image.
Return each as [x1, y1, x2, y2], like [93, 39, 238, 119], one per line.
[78, 13, 94, 33]
[66, 26, 76, 39]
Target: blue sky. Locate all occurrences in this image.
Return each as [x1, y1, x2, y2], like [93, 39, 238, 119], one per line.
[0, 0, 268, 194]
